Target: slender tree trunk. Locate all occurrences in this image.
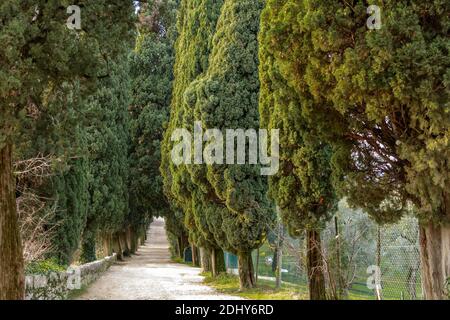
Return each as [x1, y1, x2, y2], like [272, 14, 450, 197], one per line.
[335, 216, 344, 298]
[200, 247, 211, 273]
[276, 221, 283, 289]
[181, 233, 189, 259]
[0, 143, 24, 300]
[307, 230, 326, 300]
[238, 251, 255, 290]
[126, 227, 132, 254]
[255, 248, 260, 284]
[102, 233, 113, 256]
[419, 219, 450, 300]
[177, 237, 182, 258]
[375, 226, 383, 300]
[112, 232, 123, 260]
[210, 248, 216, 276]
[121, 231, 130, 257]
[271, 247, 278, 273]
[212, 248, 226, 277]
[140, 226, 147, 245]
[130, 227, 138, 254]
[191, 244, 199, 266]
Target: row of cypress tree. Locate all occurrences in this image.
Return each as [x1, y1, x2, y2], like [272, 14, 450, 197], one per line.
[161, 0, 449, 299]
[0, 0, 448, 300]
[161, 0, 276, 289]
[0, 1, 176, 299]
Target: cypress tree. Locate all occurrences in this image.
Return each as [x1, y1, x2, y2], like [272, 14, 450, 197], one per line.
[52, 155, 90, 265]
[81, 57, 132, 263]
[128, 0, 179, 252]
[160, 0, 227, 271]
[259, 0, 338, 299]
[0, 1, 135, 298]
[189, 0, 274, 289]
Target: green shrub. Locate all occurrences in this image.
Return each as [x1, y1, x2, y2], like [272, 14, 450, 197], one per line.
[25, 259, 67, 275]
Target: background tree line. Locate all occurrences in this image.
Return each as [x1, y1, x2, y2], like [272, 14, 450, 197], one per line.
[161, 0, 449, 300]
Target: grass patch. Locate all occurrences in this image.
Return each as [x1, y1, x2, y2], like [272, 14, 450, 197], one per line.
[201, 273, 378, 300]
[171, 256, 195, 267]
[202, 273, 308, 300]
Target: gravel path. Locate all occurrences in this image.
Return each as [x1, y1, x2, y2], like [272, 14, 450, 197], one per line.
[76, 218, 242, 300]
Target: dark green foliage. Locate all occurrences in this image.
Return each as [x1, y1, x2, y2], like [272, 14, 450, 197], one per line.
[80, 57, 132, 262]
[160, 0, 274, 284]
[129, 0, 179, 223]
[51, 156, 90, 265]
[189, 0, 274, 287]
[160, 0, 225, 249]
[1, 1, 136, 147]
[0, 1, 136, 270]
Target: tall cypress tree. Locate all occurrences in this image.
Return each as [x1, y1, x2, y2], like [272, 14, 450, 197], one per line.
[81, 57, 132, 263]
[189, 0, 274, 288]
[160, 0, 226, 270]
[128, 0, 179, 252]
[259, 0, 338, 299]
[0, 1, 135, 298]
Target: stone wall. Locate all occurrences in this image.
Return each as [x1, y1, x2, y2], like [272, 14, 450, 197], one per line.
[25, 254, 116, 300]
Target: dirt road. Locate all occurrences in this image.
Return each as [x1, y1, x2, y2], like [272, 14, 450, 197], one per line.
[76, 218, 241, 300]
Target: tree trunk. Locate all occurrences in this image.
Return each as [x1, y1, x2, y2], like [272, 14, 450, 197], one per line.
[375, 226, 383, 300]
[271, 247, 278, 273]
[200, 247, 211, 273]
[102, 233, 113, 257]
[191, 244, 199, 266]
[177, 237, 182, 258]
[255, 248, 260, 284]
[139, 226, 146, 246]
[120, 231, 131, 257]
[126, 227, 132, 254]
[307, 230, 326, 300]
[238, 251, 255, 290]
[0, 143, 24, 300]
[112, 232, 123, 260]
[276, 221, 283, 289]
[335, 216, 344, 298]
[212, 248, 226, 277]
[129, 227, 138, 254]
[419, 220, 450, 300]
[180, 233, 189, 259]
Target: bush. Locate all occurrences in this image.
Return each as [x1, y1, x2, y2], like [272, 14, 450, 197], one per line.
[25, 259, 66, 275]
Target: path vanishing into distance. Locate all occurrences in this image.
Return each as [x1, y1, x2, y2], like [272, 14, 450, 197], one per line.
[76, 218, 242, 300]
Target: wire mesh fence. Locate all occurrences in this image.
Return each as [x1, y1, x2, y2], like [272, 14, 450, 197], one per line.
[225, 200, 422, 300]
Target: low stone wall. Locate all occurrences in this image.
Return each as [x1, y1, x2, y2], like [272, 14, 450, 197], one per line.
[25, 254, 117, 300]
